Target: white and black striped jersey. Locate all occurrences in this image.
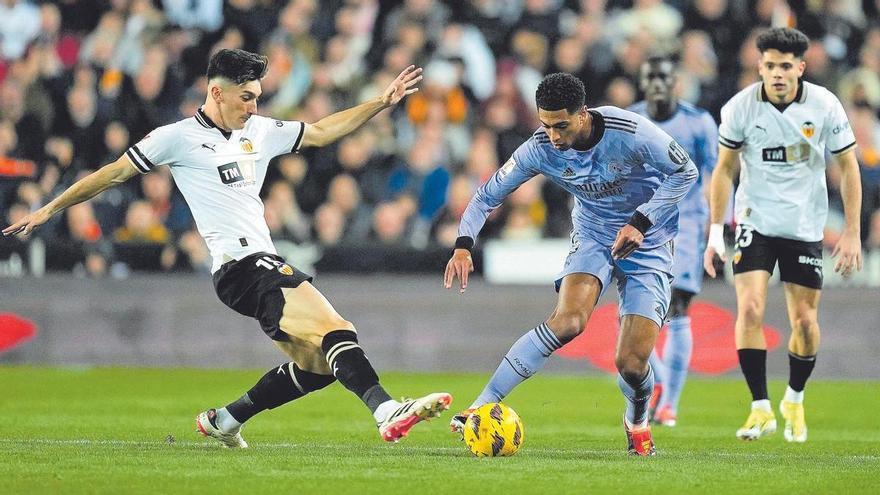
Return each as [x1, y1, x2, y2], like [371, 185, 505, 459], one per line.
[718, 81, 856, 242]
[125, 108, 306, 272]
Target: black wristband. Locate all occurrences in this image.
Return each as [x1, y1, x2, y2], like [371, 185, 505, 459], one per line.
[454, 236, 475, 251]
[627, 211, 652, 235]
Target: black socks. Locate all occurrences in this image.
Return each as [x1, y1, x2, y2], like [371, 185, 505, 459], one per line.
[788, 352, 817, 392]
[738, 348, 769, 401]
[226, 362, 336, 423]
[322, 330, 392, 413]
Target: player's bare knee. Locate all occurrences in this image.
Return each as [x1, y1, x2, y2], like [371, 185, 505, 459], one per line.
[739, 299, 765, 327]
[792, 315, 819, 342]
[546, 313, 586, 343]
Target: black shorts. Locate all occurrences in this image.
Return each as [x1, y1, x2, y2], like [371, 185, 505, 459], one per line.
[212, 252, 313, 341]
[731, 225, 823, 289]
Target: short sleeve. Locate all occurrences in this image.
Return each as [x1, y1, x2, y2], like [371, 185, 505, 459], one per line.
[718, 100, 744, 150]
[825, 97, 856, 155]
[262, 118, 306, 157]
[126, 124, 178, 173]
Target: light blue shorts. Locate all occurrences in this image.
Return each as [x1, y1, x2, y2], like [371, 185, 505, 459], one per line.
[670, 216, 705, 294]
[555, 232, 673, 328]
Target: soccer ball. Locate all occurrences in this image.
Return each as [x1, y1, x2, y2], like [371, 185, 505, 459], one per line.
[463, 402, 524, 457]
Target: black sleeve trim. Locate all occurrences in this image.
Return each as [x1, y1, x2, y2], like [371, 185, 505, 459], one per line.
[719, 135, 743, 150]
[291, 122, 306, 153]
[830, 141, 857, 155]
[454, 236, 475, 251]
[131, 145, 155, 171]
[126, 148, 149, 173]
[627, 211, 652, 235]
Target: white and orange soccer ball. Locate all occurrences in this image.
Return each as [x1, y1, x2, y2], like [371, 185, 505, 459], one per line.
[463, 402, 524, 457]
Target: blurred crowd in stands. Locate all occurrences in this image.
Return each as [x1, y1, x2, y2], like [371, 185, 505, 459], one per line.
[1, 0, 879, 276]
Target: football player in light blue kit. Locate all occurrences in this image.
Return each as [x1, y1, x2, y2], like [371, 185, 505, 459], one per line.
[628, 55, 718, 427]
[444, 73, 697, 456]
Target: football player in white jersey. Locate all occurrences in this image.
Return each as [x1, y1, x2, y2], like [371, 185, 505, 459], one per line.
[703, 28, 862, 443]
[3, 49, 452, 447]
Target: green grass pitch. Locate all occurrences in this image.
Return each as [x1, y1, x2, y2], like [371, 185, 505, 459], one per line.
[1, 366, 877, 494]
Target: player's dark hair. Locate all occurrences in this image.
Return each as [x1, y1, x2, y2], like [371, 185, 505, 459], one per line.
[206, 49, 268, 84]
[756, 27, 810, 58]
[535, 73, 586, 114]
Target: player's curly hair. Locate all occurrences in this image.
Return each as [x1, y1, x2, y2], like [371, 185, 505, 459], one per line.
[535, 73, 586, 114]
[756, 28, 810, 58]
[207, 49, 269, 84]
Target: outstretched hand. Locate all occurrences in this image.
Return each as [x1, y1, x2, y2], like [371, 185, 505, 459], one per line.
[2, 207, 52, 237]
[444, 249, 474, 294]
[380, 65, 423, 107]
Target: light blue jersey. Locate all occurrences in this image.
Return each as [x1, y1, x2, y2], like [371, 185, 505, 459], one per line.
[628, 101, 718, 293]
[627, 101, 718, 219]
[460, 107, 698, 249]
[458, 107, 697, 327]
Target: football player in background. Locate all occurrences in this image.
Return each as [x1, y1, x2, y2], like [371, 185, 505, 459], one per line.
[704, 27, 861, 443]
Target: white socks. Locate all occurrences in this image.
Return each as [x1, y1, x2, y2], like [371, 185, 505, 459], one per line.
[751, 399, 772, 412]
[216, 407, 243, 433]
[373, 399, 399, 422]
[783, 386, 804, 404]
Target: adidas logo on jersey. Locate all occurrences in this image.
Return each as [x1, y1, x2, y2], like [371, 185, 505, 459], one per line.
[562, 167, 575, 178]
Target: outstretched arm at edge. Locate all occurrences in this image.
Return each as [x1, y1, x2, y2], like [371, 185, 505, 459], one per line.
[2, 155, 139, 237]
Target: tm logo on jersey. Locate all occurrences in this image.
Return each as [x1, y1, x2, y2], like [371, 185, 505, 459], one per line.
[218, 162, 244, 184]
[217, 160, 257, 187]
[762, 143, 810, 164]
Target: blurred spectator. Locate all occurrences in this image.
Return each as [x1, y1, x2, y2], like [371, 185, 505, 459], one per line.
[90, 121, 137, 235]
[114, 200, 170, 244]
[0, 0, 41, 60]
[65, 201, 110, 278]
[177, 229, 211, 273]
[314, 203, 346, 246]
[508, 29, 549, 109]
[458, 0, 523, 53]
[58, 84, 104, 168]
[140, 167, 192, 235]
[382, 0, 451, 47]
[387, 125, 450, 229]
[604, 76, 637, 107]
[0, 78, 45, 160]
[431, 173, 476, 247]
[837, 44, 880, 108]
[608, 0, 682, 50]
[162, 0, 224, 33]
[323, 173, 372, 242]
[683, 0, 747, 75]
[370, 201, 409, 246]
[405, 58, 471, 161]
[517, 0, 561, 43]
[851, 102, 880, 249]
[436, 23, 497, 101]
[264, 180, 310, 243]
